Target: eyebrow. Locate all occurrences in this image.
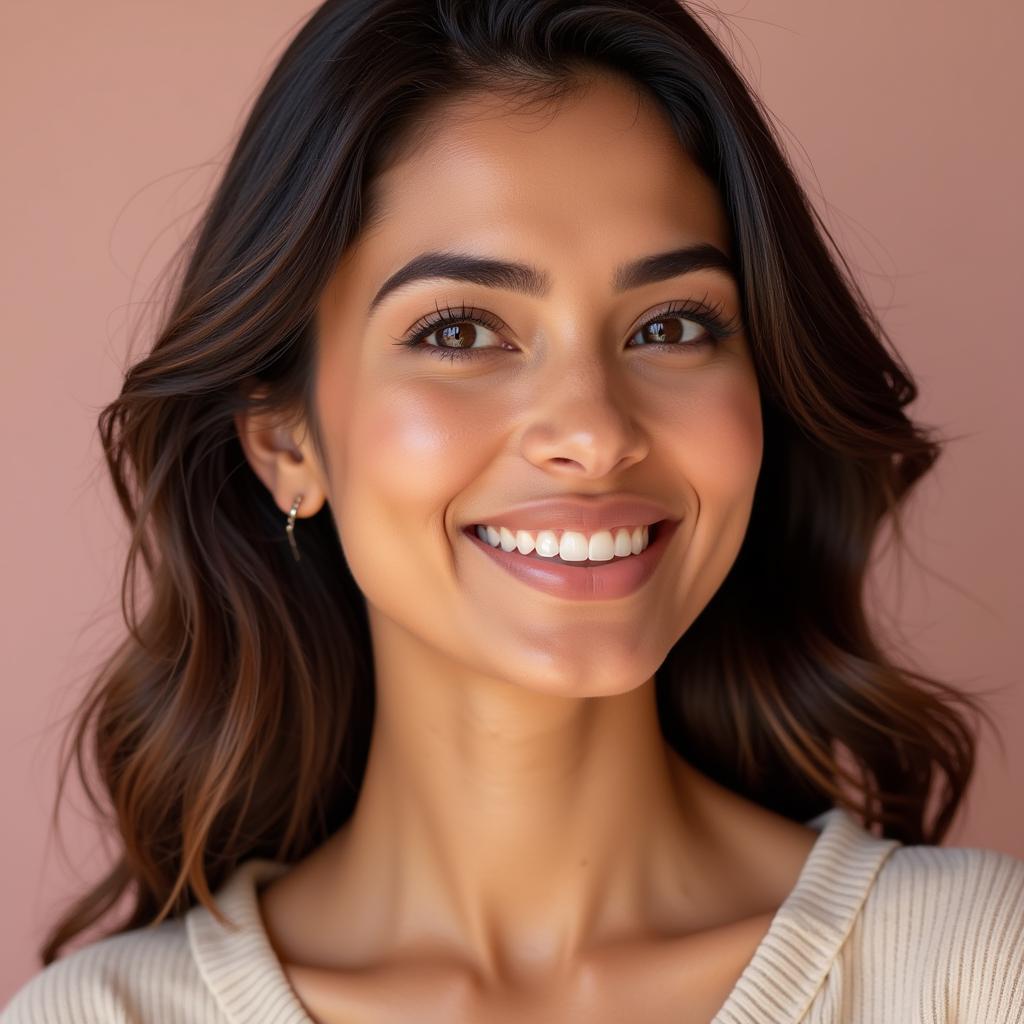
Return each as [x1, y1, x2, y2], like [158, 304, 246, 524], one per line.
[367, 242, 737, 316]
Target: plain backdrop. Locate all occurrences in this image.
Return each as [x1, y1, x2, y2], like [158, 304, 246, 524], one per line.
[2, 0, 1022, 1003]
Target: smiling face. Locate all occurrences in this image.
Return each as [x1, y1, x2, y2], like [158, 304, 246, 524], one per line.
[308, 70, 763, 696]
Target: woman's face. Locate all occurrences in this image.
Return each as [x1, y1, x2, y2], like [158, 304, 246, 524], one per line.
[311, 72, 763, 697]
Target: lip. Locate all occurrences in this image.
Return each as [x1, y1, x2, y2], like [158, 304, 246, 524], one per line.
[462, 516, 681, 601]
[465, 494, 677, 534]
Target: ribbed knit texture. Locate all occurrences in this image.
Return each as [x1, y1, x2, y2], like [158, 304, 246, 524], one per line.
[4, 806, 1023, 1022]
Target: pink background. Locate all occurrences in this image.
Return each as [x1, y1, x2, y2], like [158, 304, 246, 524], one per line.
[2, 0, 1022, 1002]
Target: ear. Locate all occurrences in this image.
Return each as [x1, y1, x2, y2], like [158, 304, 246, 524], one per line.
[234, 400, 329, 519]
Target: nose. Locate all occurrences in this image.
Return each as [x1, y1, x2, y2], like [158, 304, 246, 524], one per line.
[517, 359, 650, 478]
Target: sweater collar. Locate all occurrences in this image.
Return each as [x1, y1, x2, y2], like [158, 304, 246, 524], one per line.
[187, 857, 302, 1023]
[712, 806, 900, 1023]
[187, 805, 899, 1024]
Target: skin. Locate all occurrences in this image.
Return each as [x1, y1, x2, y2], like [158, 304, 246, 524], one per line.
[236, 69, 820, 1023]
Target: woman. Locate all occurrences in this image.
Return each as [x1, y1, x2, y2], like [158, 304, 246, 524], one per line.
[4, 0, 1022, 1021]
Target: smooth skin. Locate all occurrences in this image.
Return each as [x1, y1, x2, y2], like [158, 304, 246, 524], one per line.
[236, 69, 820, 1024]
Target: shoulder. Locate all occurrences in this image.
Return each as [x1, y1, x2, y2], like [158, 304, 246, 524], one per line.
[852, 842, 1024, 1021]
[868, 840, 1024, 920]
[1, 919, 220, 1024]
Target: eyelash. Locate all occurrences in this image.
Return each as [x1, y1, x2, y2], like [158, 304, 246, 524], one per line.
[392, 296, 740, 364]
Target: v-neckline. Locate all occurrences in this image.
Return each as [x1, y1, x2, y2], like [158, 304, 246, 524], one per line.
[187, 805, 900, 1024]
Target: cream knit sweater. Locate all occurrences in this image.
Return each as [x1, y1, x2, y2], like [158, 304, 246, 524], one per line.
[3, 806, 1023, 1023]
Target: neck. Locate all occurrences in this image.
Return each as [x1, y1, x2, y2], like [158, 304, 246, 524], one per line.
[305, 624, 734, 986]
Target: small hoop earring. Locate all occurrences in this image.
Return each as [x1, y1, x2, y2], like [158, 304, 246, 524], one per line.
[286, 494, 303, 561]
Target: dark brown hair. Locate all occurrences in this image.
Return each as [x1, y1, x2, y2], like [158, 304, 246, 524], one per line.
[40, 0, 998, 964]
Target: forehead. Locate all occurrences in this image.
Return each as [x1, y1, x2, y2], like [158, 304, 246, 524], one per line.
[386, 74, 724, 241]
[325, 72, 733, 308]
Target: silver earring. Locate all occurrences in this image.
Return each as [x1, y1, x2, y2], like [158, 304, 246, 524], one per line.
[286, 494, 303, 561]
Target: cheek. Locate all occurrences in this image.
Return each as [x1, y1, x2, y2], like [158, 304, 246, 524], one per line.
[328, 379, 505, 608]
[333, 379, 514, 629]
[646, 362, 763, 537]
[643, 365, 762, 621]
[685, 373, 763, 504]
[346, 382, 499, 514]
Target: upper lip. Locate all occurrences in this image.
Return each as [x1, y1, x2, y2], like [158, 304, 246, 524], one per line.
[466, 494, 679, 534]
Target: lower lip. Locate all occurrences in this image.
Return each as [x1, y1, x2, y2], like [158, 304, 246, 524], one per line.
[463, 519, 680, 601]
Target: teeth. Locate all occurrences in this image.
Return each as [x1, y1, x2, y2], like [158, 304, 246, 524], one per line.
[474, 524, 650, 561]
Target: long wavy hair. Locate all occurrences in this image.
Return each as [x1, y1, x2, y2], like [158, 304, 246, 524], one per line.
[40, 0, 998, 964]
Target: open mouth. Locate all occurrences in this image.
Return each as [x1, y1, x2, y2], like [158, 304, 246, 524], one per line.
[461, 515, 680, 601]
[462, 519, 665, 566]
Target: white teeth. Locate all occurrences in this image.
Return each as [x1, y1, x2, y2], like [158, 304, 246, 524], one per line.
[474, 524, 651, 560]
[535, 530, 560, 557]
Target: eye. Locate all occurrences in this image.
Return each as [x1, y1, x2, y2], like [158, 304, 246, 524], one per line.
[392, 296, 740, 364]
[392, 302, 508, 363]
[627, 306, 718, 349]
